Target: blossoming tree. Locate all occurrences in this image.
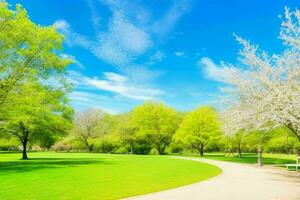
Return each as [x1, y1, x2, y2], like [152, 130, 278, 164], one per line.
[216, 8, 300, 164]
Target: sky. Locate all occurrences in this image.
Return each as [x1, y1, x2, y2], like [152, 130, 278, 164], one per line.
[7, 0, 300, 113]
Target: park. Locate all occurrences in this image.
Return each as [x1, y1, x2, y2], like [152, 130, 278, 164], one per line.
[0, 1, 300, 200]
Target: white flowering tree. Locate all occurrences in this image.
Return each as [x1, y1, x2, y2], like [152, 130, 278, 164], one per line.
[216, 8, 300, 164]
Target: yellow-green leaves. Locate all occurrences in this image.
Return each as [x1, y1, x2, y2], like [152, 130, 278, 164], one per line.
[175, 106, 221, 154]
[0, 2, 71, 107]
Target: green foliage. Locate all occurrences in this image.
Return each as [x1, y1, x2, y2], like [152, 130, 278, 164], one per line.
[175, 106, 221, 156]
[0, 2, 71, 109]
[93, 137, 119, 153]
[1, 82, 73, 159]
[293, 143, 300, 156]
[0, 138, 19, 151]
[0, 3, 73, 159]
[200, 153, 297, 165]
[132, 101, 179, 154]
[115, 113, 138, 153]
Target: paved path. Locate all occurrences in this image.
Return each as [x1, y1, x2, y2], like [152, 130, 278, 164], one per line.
[124, 157, 300, 200]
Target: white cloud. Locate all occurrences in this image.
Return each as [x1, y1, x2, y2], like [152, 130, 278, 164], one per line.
[53, 20, 70, 32]
[61, 54, 85, 70]
[86, 0, 101, 31]
[69, 91, 118, 114]
[148, 51, 166, 64]
[54, 20, 92, 48]
[53, 11, 152, 69]
[54, 1, 192, 83]
[174, 51, 185, 57]
[152, 0, 192, 36]
[93, 11, 152, 66]
[68, 71, 164, 101]
[198, 57, 244, 83]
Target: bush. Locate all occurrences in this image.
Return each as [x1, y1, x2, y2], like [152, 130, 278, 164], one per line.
[114, 146, 129, 154]
[266, 137, 297, 154]
[149, 148, 159, 155]
[294, 143, 300, 156]
[133, 138, 152, 154]
[169, 141, 184, 154]
[93, 138, 119, 153]
[0, 138, 20, 151]
[52, 142, 72, 152]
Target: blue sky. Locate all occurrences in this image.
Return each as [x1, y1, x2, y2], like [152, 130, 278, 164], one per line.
[7, 0, 299, 113]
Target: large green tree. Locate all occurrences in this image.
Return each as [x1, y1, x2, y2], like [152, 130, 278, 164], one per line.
[175, 106, 221, 156]
[132, 102, 179, 154]
[0, 2, 70, 110]
[1, 83, 73, 159]
[0, 3, 73, 159]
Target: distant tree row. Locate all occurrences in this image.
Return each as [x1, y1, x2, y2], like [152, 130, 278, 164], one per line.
[10, 102, 295, 159]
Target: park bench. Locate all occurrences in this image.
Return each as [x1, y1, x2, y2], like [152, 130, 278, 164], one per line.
[286, 157, 300, 172]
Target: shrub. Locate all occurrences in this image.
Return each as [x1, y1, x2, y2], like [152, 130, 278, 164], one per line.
[0, 138, 20, 151]
[294, 143, 300, 156]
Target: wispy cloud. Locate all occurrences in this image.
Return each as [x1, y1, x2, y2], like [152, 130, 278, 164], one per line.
[152, 0, 192, 36]
[53, 0, 192, 83]
[198, 57, 244, 83]
[61, 54, 85, 70]
[69, 91, 118, 114]
[174, 51, 186, 57]
[53, 20, 92, 49]
[94, 10, 152, 66]
[86, 0, 101, 32]
[68, 71, 164, 101]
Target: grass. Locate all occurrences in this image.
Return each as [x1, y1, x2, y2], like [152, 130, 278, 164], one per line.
[182, 152, 297, 165]
[0, 152, 221, 200]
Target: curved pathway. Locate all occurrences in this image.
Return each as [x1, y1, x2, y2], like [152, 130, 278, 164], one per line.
[124, 157, 300, 200]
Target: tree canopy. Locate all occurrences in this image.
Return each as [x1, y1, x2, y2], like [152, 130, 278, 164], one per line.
[0, 3, 73, 159]
[1, 83, 73, 159]
[131, 102, 179, 154]
[175, 106, 221, 156]
[219, 8, 300, 141]
[0, 2, 71, 110]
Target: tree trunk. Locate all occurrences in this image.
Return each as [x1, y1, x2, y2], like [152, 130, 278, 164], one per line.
[18, 122, 29, 160]
[156, 143, 166, 155]
[88, 144, 93, 152]
[130, 144, 133, 154]
[237, 144, 242, 158]
[257, 145, 263, 167]
[22, 140, 28, 160]
[198, 144, 204, 157]
[83, 137, 92, 152]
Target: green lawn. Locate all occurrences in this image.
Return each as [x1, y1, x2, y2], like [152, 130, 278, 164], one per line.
[200, 153, 297, 165]
[0, 152, 221, 200]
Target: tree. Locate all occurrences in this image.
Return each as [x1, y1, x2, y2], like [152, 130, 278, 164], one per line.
[0, 2, 71, 110]
[73, 109, 108, 152]
[227, 131, 247, 158]
[117, 114, 138, 154]
[212, 8, 300, 142]
[175, 106, 221, 156]
[246, 131, 272, 166]
[0, 83, 73, 159]
[132, 102, 179, 154]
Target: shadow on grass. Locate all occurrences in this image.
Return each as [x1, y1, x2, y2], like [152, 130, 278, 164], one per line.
[0, 157, 112, 173]
[0, 151, 22, 154]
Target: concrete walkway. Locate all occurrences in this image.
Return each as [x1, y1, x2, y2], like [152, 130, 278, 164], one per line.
[124, 157, 300, 200]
